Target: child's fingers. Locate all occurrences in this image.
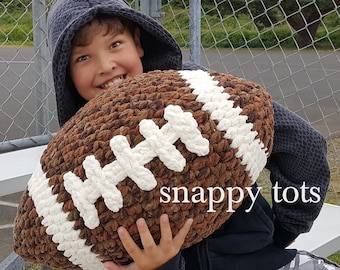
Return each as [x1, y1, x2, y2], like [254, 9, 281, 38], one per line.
[117, 226, 144, 260]
[159, 214, 173, 244]
[136, 218, 157, 250]
[103, 261, 120, 270]
[117, 215, 193, 267]
[173, 218, 193, 248]
[103, 262, 116, 270]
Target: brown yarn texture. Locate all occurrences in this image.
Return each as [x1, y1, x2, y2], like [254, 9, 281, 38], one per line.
[13, 70, 274, 269]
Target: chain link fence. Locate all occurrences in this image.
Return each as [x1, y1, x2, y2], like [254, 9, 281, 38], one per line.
[0, 0, 57, 152]
[0, 0, 339, 201]
[161, 0, 340, 204]
[0, 0, 339, 268]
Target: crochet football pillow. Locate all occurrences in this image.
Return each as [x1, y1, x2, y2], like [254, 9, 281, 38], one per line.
[14, 70, 274, 269]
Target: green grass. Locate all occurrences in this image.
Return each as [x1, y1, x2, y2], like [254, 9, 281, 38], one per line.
[1, 4, 339, 49]
[162, 6, 340, 49]
[329, 252, 340, 265]
[0, 5, 33, 46]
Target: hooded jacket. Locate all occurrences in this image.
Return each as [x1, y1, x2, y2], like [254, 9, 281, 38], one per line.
[48, 0, 183, 127]
[47, 0, 330, 269]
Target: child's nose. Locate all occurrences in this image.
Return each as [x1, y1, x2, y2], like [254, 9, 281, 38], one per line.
[98, 55, 116, 73]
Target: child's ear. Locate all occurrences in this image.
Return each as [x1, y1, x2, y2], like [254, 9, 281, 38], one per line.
[134, 27, 144, 57]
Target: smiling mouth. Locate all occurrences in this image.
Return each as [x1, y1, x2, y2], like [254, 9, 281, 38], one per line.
[99, 75, 126, 89]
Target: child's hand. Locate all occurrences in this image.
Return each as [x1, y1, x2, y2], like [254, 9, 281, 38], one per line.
[103, 214, 193, 270]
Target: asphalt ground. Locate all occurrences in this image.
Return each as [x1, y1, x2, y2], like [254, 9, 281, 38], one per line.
[1, 48, 339, 141]
[0, 192, 22, 262]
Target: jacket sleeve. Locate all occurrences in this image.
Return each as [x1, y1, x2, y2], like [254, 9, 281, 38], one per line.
[157, 252, 185, 270]
[266, 101, 330, 248]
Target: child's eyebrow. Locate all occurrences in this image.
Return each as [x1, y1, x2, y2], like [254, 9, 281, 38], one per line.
[70, 46, 86, 54]
[69, 47, 90, 61]
[108, 31, 125, 38]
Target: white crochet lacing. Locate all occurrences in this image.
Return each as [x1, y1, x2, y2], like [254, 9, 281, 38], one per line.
[179, 70, 268, 181]
[28, 70, 269, 269]
[63, 104, 210, 229]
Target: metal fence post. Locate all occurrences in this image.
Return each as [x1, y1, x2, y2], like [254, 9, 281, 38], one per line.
[140, 0, 164, 22]
[32, 0, 51, 136]
[140, 0, 149, 15]
[189, 0, 201, 65]
[134, 0, 139, 10]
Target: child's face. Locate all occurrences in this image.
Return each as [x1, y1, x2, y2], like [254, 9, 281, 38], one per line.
[69, 22, 144, 101]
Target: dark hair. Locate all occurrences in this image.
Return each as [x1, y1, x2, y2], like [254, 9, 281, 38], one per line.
[72, 14, 137, 47]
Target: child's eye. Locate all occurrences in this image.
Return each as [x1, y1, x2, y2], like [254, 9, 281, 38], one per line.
[110, 42, 121, 49]
[77, 55, 89, 62]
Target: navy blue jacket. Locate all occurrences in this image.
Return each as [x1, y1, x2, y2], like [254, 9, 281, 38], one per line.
[157, 100, 329, 270]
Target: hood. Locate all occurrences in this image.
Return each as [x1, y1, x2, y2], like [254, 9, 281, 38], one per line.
[47, 0, 182, 127]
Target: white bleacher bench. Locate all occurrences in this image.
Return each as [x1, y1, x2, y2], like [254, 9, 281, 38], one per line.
[0, 145, 46, 196]
[0, 145, 50, 270]
[289, 203, 340, 257]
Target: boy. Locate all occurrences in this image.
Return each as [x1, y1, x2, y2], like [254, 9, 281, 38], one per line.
[47, 0, 337, 269]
